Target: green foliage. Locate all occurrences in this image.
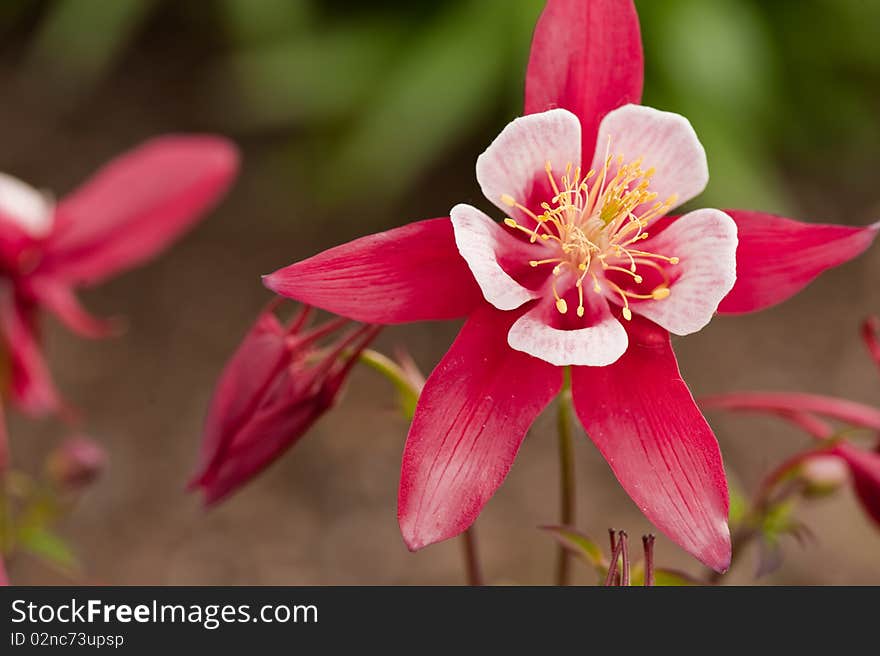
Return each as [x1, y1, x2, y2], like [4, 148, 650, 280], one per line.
[541, 525, 607, 579]
[7, 0, 879, 213]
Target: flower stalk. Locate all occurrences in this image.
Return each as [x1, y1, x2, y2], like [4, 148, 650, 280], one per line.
[555, 367, 575, 586]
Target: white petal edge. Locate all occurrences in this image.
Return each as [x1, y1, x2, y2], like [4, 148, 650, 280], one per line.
[592, 104, 708, 212]
[0, 173, 54, 237]
[507, 298, 628, 367]
[476, 108, 582, 219]
[450, 203, 540, 311]
[633, 208, 738, 336]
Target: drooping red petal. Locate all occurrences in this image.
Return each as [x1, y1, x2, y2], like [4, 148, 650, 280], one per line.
[700, 392, 880, 432]
[398, 304, 561, 550]
[717, 211, 879, 314]
[43, 136, 238, 286]
[861, 316, 880, 374]
[524, 0, 643, 158]
[264, 218, 482, 324]
[0, 284, 60, 416]
[833, 443, 880, 525]
[24, 278, 117, 338]
[571, 316, 731, 571]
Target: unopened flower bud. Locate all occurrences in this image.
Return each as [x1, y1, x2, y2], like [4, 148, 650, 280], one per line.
[46, 436, 107, 491]
[189, 302, 379, 506]
[799, 454, 849, 497]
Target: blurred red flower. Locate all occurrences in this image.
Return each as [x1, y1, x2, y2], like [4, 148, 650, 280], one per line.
[0, 136, 238, 416]
[189, 303, 378, 505]
[702, 317, 880, 527]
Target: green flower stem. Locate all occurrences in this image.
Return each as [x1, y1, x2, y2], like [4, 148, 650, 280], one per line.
[359, 349, 419, 420]
[555, 367, 575, 586]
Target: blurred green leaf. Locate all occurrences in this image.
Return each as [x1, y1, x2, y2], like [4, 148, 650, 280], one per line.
[319, 0, 514, 206]
[16, 526, 80, 575]
[221, 20, 402, 128]
[28, 0, 157, 91]
[631, 565, 700, 586]
[728, 481, 748, 525]
[218, 0, 311, 46]
[541, 525, 607, 577]
[0, 0, 31, 34]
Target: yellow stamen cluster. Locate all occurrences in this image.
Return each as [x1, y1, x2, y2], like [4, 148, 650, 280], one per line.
[501, 140, 679, 320]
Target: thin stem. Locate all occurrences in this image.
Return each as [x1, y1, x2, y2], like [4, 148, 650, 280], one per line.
[642, 535, 655, 587]
[604, 531, 625, 587]
[359, 349, 420, 420]
[555, 368, 575, 586]
[461, 526, 484, 586]
[619, 531, 630, 586]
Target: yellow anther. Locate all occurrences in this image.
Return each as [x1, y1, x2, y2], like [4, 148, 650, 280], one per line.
[652, 287, 671, 300]
[502, 146, 683, 327]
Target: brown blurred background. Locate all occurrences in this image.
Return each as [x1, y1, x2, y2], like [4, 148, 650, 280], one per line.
[3, 0, 880, 584]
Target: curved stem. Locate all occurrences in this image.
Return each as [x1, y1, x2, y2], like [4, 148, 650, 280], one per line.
[555, 367, 575, 586]
[461, 526, 483, 586]
[359, 349, 420, 420]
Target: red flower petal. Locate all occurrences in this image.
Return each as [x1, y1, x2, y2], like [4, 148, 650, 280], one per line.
[717, 210, 878, 314]
[44, 135, 238, 286]
[861, 316, 880, 374]
[834, 443, 880, 525]
[398, 304, 561, 550]
[525, 0, 643, 158]
[0, 284, 60, 416]
[264, 218, 483, 324]
[25, 278, 117, 338]
[700, 392, 880, 432]
[571, 316, 731, 571]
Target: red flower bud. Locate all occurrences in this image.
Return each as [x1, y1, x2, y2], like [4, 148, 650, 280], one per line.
[189, 302, 378, 505]
[46, 436, 107, 491]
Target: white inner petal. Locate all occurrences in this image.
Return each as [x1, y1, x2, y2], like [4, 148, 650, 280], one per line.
[0, 172, 55, 237]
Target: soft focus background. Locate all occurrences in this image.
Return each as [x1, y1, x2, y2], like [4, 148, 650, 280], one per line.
[3, 0, 880, 584]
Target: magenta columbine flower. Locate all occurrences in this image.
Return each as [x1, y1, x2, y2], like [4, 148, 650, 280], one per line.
[0, 136, 238, 415]
[262, 0, 878, 571]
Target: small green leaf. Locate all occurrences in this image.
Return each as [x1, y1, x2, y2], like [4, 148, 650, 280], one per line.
[16, 526, 80, 575]
[540, 526, 607, 577]
[630, 564, 701, 586]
